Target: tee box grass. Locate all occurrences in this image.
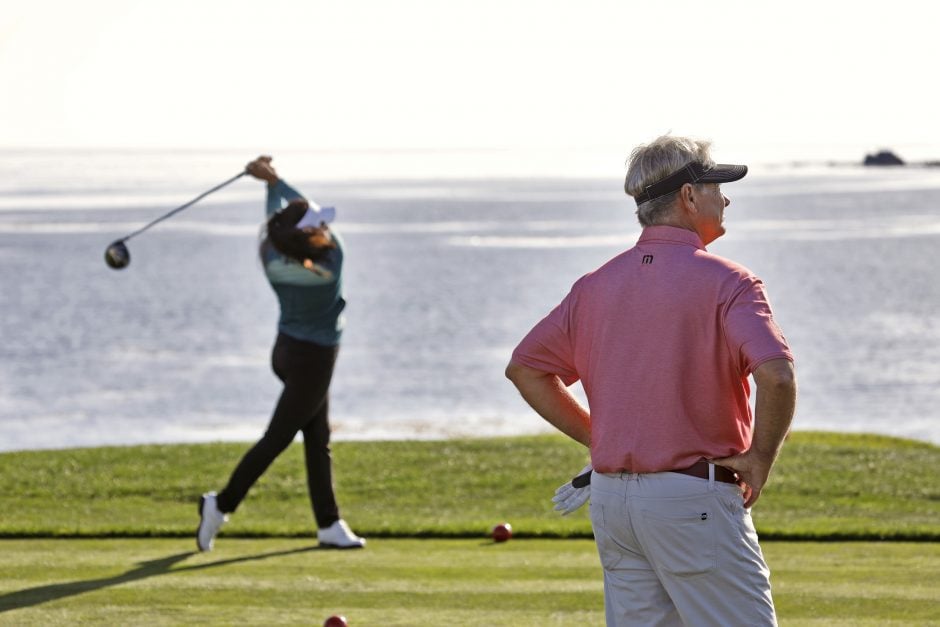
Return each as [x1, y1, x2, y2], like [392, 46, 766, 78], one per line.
[0, 432, 938, 624]
[0, 431, 937, 540]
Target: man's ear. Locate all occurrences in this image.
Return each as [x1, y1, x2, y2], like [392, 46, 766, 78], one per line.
[679, 183, 697, 214]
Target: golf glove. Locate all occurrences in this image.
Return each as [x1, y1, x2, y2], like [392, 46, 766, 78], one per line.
[552, 464, 592, 515]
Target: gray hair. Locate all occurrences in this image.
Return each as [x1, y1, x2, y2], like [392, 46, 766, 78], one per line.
[625, 135, 716, 227]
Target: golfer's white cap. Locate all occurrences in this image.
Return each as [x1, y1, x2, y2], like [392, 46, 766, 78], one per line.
[295, 203, 336, 228]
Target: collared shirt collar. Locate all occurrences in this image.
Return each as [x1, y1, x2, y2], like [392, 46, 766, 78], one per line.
[637, 225, 706, 250]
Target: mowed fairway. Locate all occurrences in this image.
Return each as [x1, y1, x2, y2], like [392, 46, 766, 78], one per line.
[1, 434, 938, 624]
[0, 538, 603, 625]
[1, 539, 938, 626]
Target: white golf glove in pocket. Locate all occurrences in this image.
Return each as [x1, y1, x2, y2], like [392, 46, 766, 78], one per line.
[552, 464, 593, 515]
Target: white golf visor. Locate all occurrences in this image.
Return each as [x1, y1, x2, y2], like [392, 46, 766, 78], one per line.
[295, 204, 336, 228]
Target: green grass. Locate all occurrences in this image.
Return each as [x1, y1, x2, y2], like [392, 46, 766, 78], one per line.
[0, 432, 938, 540]
[768, 542, 940, 625]
[0, 539, 937, 625]
[1, 432, 939, 624]
[754, 431, 940, 539]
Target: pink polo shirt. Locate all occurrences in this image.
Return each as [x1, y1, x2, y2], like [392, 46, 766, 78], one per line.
[511, 225, 793, 473]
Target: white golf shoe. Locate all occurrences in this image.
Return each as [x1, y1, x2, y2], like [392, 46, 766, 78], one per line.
[317, 519, 365, 549]
[197, 492, 229, 552]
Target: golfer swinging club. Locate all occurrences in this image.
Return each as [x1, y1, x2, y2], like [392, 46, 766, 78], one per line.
[507, 135, 796, 625]
[197, 156, 365, 551]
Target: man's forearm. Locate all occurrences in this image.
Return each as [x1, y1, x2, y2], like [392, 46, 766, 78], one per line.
[711, 358, 796, 507]
[751, 359, 797, 465]
[505, 361, 591, 447]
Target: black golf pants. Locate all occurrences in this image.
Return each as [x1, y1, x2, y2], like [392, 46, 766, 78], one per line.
[217, 333, 341, 529]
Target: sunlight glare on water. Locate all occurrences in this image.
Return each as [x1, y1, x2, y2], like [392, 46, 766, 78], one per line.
[1, 150, 939, 450]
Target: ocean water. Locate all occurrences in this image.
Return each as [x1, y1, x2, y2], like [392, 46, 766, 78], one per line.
[2, 150, 940, 452]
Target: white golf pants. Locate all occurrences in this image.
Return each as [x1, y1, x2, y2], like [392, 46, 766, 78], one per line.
[590, 469, 777, 627]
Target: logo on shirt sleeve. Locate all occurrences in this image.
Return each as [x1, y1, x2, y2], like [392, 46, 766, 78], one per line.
[642, 254, 654, 265]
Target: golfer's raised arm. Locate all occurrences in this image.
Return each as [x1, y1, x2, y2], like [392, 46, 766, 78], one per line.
[245, 156, 303, 217]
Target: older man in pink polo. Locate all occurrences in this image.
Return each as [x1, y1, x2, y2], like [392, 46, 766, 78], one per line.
[506, 135, 796, 626]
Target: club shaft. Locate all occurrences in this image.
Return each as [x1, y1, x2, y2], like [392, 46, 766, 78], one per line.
[120, 171, 247, 242]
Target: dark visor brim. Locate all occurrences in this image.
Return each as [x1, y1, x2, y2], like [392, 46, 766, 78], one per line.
[633, 162, 748, 206]
[699, 164, 748, 184]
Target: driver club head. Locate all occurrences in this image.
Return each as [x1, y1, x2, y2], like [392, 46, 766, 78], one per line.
[104, 240, 130, 270]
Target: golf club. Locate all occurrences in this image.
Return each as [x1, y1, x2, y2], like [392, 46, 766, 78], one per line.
[104, 170, 247, 270]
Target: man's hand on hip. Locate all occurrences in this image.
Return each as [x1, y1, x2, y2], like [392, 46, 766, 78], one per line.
[709, 451, 773, 508]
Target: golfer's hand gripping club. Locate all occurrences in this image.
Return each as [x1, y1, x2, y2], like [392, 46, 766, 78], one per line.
[552, 464, 592, 515]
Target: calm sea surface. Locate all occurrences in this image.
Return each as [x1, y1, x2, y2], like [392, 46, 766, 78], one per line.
[2, 150, 939, 451]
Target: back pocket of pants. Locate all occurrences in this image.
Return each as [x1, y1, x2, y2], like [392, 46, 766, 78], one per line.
[639, 506, 717, 577]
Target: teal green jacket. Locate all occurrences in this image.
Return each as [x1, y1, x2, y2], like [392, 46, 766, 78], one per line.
[262, 179, 345, 346]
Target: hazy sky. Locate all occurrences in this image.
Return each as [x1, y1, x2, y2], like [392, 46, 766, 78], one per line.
[2, 0, 938, 169]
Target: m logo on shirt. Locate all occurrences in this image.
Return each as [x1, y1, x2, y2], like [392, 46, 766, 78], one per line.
[642, 254, 654, 265]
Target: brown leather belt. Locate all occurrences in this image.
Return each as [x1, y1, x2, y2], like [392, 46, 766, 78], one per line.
[575, 460, 740, 488]
[669, 460, 738, 484]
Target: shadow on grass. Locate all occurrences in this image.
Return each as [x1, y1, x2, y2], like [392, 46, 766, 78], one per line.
[0, 544, 321, 613]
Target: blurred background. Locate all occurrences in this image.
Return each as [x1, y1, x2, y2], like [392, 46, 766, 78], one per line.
[2, 1, 938, 450]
